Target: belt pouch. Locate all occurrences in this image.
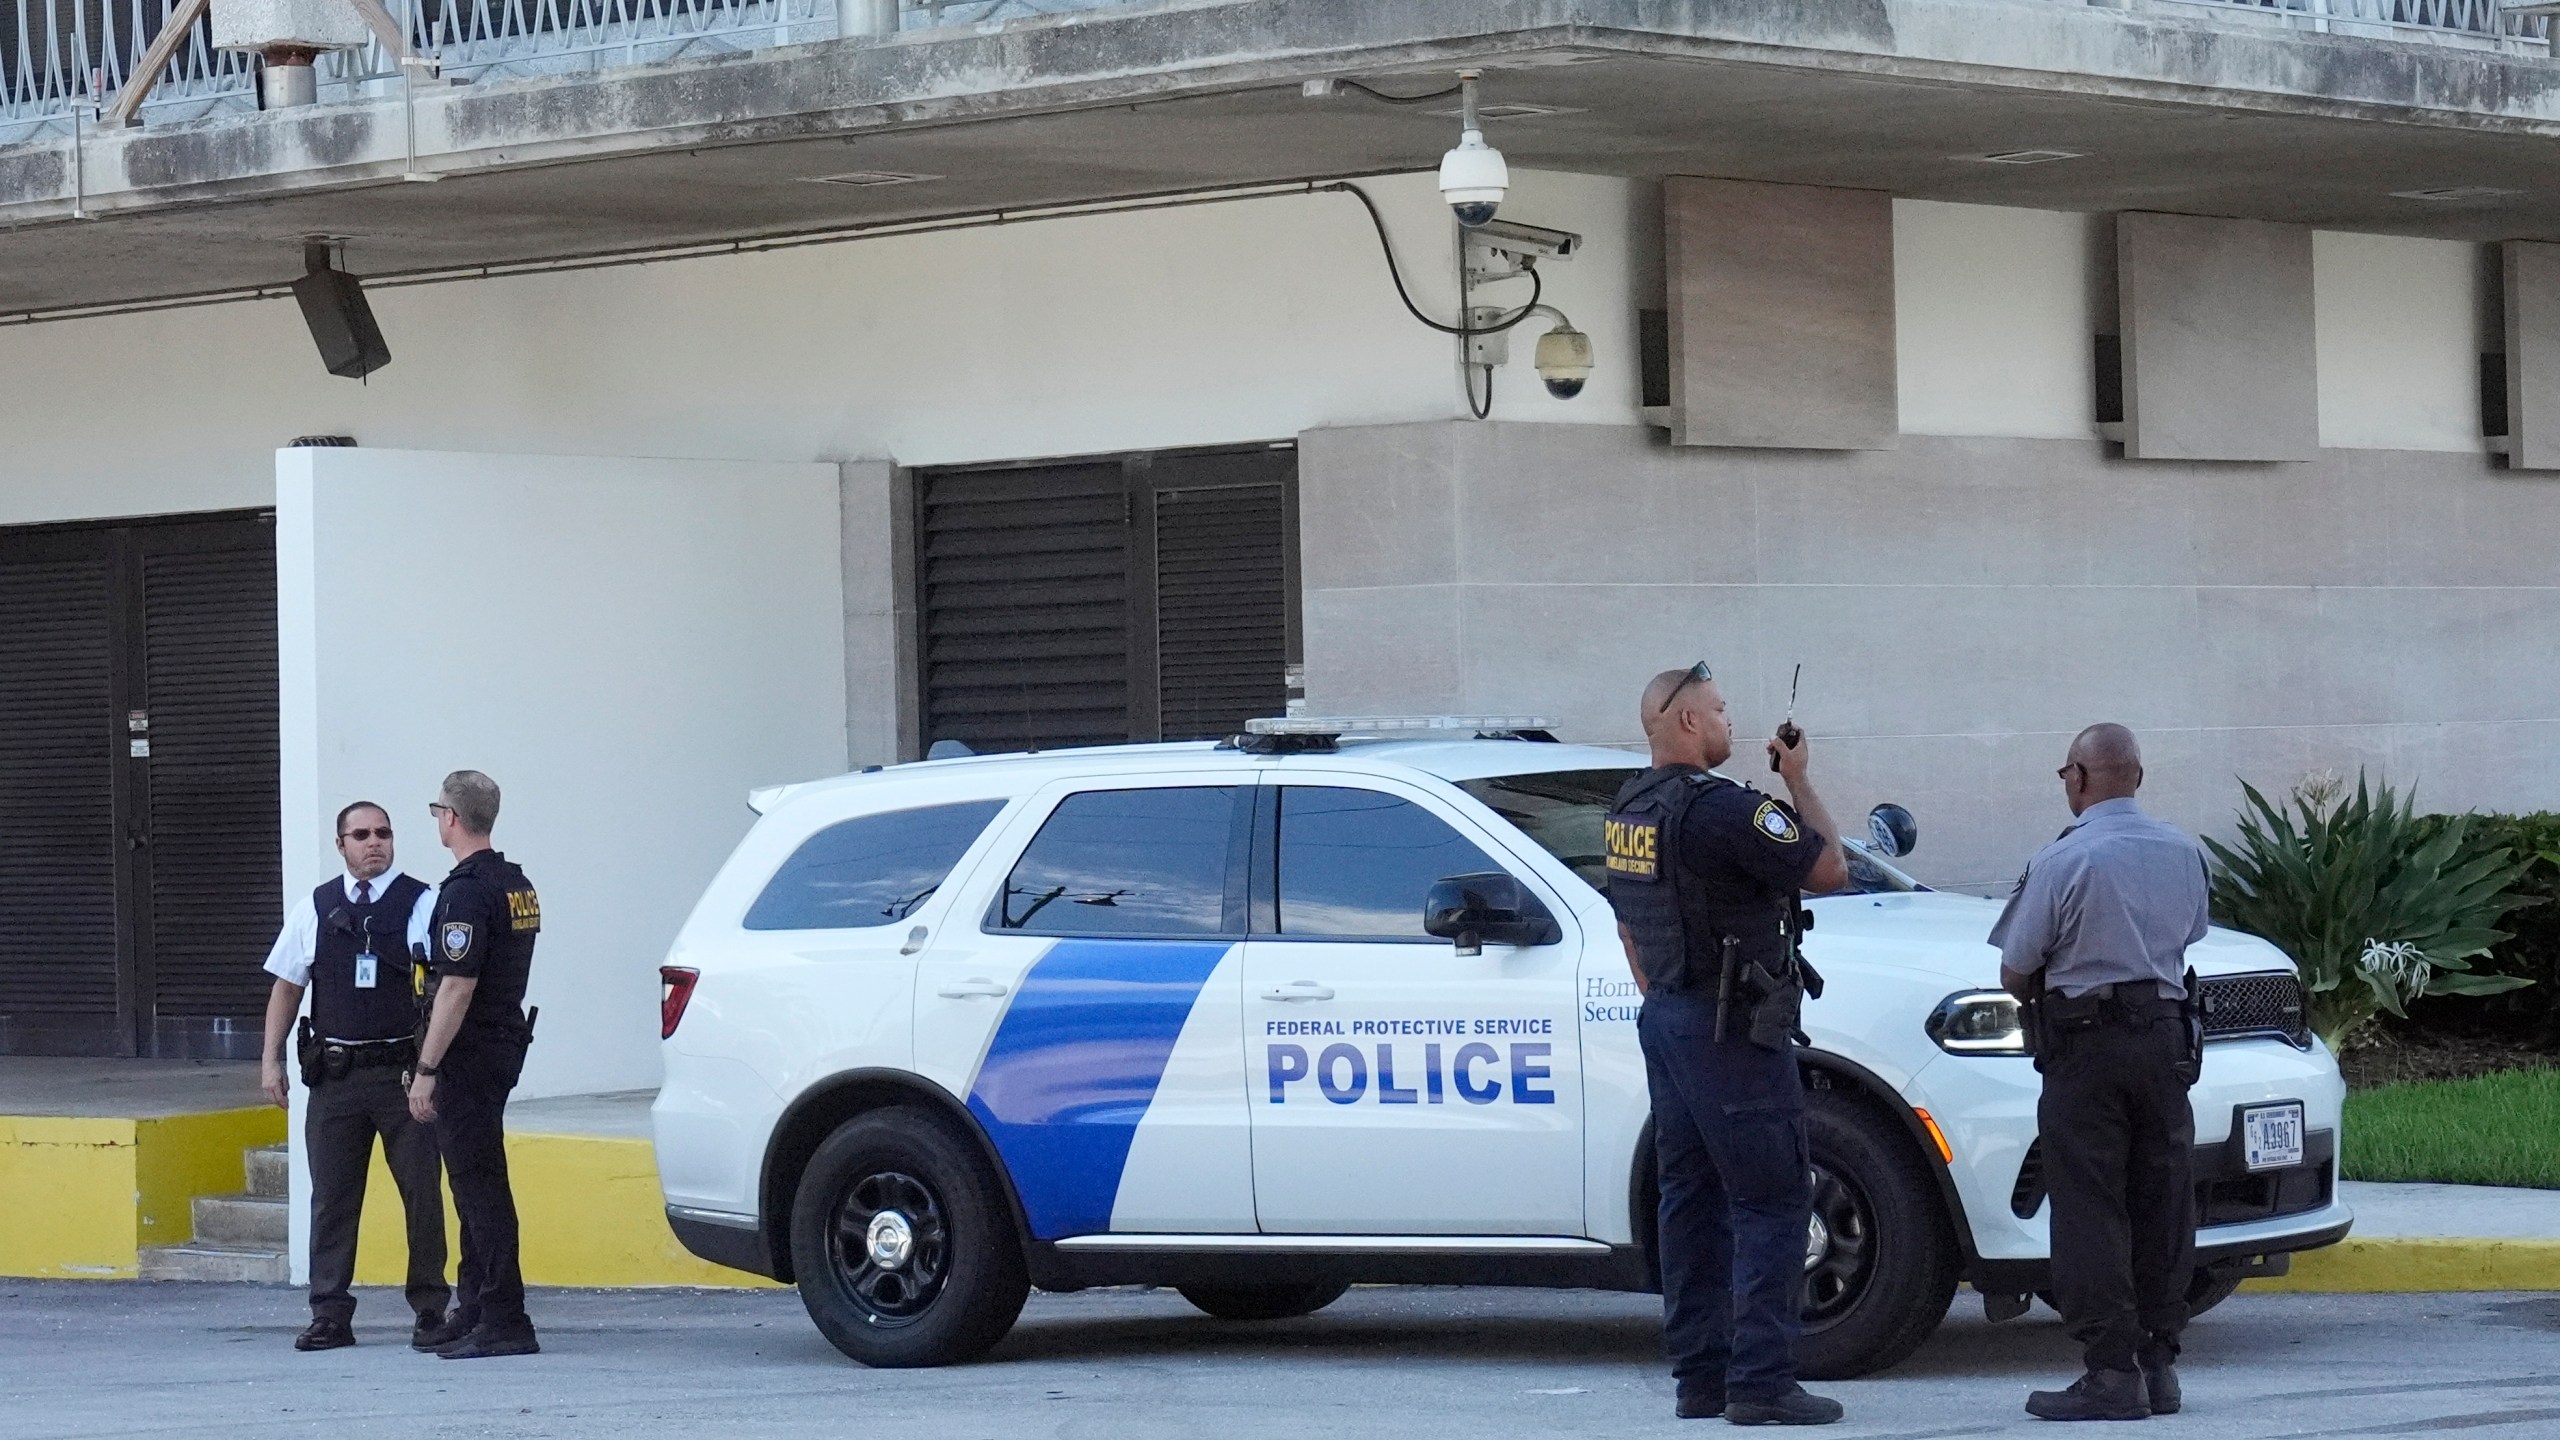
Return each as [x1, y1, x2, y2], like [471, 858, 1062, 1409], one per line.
[295, 1017, 320, 1088]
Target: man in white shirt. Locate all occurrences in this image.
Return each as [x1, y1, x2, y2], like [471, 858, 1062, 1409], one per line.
[258, 800, 450, 1353]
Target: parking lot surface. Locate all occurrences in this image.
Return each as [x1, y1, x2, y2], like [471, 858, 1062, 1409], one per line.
[5, 1281, 2557, 1438]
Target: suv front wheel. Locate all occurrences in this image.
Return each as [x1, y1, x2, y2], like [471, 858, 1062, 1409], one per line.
[1794, 1087, 1964, 1380]
[790, 1109, 1029, 1367]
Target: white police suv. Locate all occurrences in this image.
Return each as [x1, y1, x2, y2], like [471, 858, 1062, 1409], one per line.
[651, 718, 2351, 1372]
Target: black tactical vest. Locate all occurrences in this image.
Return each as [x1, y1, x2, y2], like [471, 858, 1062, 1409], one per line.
[1604, 766, 1730, 994]
[310, 873, 430, 1042]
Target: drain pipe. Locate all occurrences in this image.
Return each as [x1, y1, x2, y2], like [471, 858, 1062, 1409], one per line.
[840, 0, 897, 38]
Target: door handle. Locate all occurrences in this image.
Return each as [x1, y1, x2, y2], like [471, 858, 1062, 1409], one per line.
[1262, 982, 1336, 1002]
[935, 978, 1010, 1000]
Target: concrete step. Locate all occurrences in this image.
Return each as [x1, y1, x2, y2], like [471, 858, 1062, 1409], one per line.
[192, 1193, 288, 1249]
[139, 1243, 288, 1284]
[245, 1144, 289, 1200]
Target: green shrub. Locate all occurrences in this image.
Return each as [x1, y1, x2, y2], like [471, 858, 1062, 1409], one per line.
[2405, 812, 2560, 1042]
[2203, 774, 2535, 1052]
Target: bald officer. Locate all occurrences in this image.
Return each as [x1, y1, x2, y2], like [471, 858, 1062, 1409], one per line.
[1991, 724, 2210, 1422]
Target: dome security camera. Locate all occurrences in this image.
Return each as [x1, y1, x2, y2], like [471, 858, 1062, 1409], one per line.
[1534, 320, 1593, 399]
[1438, 72, 1508, 228]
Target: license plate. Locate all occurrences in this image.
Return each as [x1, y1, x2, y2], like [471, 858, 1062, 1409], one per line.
[2241, 1101, 2305, 1172]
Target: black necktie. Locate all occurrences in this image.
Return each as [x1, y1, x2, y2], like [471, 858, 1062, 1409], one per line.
[354, 879, 372, 905]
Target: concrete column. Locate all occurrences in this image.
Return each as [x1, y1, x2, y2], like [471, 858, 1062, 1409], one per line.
[840, 459, 917, 766]
[2118, 212, 2317, 461]
[2502, 241, 2560, 472]
[839, 0, 899, 38]
[1662, 176, 1897, 451]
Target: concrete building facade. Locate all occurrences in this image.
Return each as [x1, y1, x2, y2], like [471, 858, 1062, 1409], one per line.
[1, 0, 2556, 1097]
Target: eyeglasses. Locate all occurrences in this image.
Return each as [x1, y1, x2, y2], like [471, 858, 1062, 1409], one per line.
[339, 827, 392, 842]
[2056, 763, 2085, 784]
[1657, 660, 1712, 714]
[427, 802, 453, 818]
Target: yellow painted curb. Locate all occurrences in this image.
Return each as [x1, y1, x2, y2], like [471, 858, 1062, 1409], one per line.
[0, 1107, 285, 1279]
[356, 1130, 778, 1290]
[2249, 1237, 2560, 1293]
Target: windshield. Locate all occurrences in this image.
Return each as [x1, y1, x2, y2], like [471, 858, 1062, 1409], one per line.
[1457, 768, 1926, 896]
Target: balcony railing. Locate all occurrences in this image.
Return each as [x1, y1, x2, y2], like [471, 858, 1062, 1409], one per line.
[6, 0, 2554, 150]
[1, 0, 1142, 143]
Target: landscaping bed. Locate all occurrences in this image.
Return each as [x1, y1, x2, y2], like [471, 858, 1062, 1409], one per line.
[2340, 1066, 2560, 1190]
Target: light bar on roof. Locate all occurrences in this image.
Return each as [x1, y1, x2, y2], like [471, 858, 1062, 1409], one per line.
[1245, 715, 1557, 736]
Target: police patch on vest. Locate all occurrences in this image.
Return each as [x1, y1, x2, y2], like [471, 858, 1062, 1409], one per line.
[1751, 800, 1800, 843]
[507, 888, 542, 933]
[440, 921, 473, 961]
[1603, 813, 1661, 882]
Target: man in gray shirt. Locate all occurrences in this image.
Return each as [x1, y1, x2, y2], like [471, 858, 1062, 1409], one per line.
[1989, 723, 2209, 1422]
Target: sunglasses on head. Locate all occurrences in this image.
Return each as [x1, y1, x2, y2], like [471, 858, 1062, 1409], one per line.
[340, 826, 392, 842]
[1657, 660, 1712, 714]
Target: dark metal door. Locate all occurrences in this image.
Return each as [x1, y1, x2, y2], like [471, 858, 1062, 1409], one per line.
[916, 446, 1298, 757]
[0, 512, 279, 1057]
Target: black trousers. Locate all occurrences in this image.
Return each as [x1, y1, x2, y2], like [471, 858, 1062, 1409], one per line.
[1638, 990, 1812, 1401]
[2038, 1015, 2196, 1374]
[433, 1031, 532, 1333]
[306, 1064, 449, 1323]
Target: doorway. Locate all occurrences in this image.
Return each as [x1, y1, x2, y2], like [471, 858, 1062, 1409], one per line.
[0, 511, 281, 1058]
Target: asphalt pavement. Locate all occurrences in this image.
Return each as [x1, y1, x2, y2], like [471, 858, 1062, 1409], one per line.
[5, 1281, 2557, 1439]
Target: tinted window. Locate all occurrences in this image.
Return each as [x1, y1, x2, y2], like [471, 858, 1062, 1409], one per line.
[1455, 769, 1634, 892]
[744, 800, 1007, 931]
[1276, 787, 1503, 940]
[989, 786, 1238, 937]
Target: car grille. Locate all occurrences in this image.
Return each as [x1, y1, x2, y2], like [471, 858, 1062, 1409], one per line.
[2006, 1133, 2335, 1226]
[2198, 971, 2310, 1046]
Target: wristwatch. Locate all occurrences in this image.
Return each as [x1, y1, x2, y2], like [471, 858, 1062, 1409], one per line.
[415, 1060, 441, 1078]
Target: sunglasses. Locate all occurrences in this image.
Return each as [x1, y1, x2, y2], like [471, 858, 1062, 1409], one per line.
[339, 826, 392, 842]
[1657, 660, 1712, 714]
[427, 802, 453, 818]
[2056, 763, 2085, 784]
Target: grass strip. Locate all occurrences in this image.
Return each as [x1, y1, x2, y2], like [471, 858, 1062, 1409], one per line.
[2342, 1066, 2560, 1190]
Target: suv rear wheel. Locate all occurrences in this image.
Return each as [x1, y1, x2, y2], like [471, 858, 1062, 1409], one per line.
[1795, 1088, 1964, 1380]
[1177, 1281, 1351, 1322]
[790, 1109, 1028, 1367]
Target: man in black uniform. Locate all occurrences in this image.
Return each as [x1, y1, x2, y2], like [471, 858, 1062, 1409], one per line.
[256, 801, 450, 1351]
[408, 770, 543, 1359]
[1607, 664, 1850, 1426]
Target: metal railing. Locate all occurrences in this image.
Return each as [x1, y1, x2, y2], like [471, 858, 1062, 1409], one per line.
[7, 0, 2556, 150]
[1, 0, 1141, 143]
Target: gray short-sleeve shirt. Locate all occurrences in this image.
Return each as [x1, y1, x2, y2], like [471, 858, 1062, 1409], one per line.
[1988, 797, 2211, 998]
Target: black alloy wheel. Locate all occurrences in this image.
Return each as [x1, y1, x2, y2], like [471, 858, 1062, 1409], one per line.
[790, 1109, 1029, 1368]
[1793, 1087, 1965, 1380]
[828, 1170, 951, 1325]
[1803, 1160, 1876, 1327]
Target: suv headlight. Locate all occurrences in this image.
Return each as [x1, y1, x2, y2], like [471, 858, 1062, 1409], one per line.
[1927, 990, 2028, 1055]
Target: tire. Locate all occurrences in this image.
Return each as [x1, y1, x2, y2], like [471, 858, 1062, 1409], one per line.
[1177, 1280, 1351, 1322]
[2184, 1267, 2243, 1318]
[789, 1108, 1029, 1368]
[1794, 1089, 1964, 1381]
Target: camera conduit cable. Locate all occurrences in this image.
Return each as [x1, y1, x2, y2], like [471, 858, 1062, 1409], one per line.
[1325, 181, 1541, 339]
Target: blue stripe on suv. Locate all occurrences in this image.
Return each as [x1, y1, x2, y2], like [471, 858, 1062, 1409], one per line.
[964, 938, 1231, 1240]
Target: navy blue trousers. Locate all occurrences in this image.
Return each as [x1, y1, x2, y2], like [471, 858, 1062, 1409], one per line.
[1638, 990, 1812, 1401]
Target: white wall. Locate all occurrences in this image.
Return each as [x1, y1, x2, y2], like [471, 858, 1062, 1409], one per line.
[275, 447, 848, 1099]
[1893, 200, 2102, 440]
[0, 170, 1643, 532]
[2313, 230, 2486, 453]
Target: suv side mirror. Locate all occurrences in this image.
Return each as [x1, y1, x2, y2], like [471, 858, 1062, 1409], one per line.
[1424, 872, 1561, 957]
[1867, 803, 1918, 858]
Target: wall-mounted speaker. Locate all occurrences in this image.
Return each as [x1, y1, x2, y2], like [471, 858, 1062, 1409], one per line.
[291, 242, 391, 380]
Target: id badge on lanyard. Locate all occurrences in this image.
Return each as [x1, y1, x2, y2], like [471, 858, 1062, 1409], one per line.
[355, 951, 378, 988]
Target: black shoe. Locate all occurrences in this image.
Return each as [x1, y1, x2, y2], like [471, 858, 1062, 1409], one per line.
[2026, 1368, 2151, 1421]
[1676, 1383, 1726, 1419]
[437, 1323, 540, 1359]
[2138, 1340, 2182, 1416]
[1725, 1386, 1844, 1426]
[413, 1311, 467, 1352]
[293, 1318, 355, 1352]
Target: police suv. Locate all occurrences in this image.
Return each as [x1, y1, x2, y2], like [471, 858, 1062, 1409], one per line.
[651, 718, 2350, 1372]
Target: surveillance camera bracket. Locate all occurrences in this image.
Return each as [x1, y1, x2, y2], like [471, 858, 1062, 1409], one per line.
[1462, 230, 1558, 288]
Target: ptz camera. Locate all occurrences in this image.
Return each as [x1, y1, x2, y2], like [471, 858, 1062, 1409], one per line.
[1438, 71, 1508, 228]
